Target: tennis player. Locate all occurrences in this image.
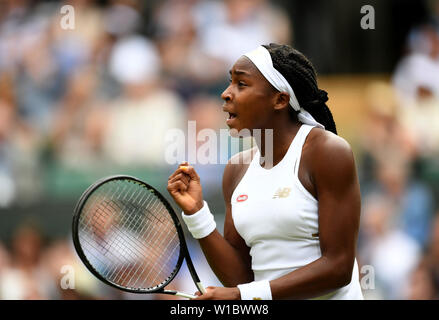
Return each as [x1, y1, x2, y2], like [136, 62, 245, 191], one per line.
[167, 43, 363, 300]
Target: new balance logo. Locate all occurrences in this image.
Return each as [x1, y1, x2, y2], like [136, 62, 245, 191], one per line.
[272, 187, 291, 199]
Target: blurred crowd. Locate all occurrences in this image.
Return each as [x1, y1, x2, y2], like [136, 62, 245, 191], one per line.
[356, 14, 439, 298]
[0, 0, 438, 300]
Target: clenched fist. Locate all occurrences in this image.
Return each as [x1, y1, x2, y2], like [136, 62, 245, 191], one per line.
[167, 162, 204, 215]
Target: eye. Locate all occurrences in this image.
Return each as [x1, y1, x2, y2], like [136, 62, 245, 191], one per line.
[238, 81, 247, 87]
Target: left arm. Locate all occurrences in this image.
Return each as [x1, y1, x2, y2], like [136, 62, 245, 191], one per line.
[269, 132, 361, 299]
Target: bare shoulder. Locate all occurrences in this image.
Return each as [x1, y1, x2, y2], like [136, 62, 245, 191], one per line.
[222, 146, 258, 202]
[305, 128, 354, 164]
[303, 128, 357, 184]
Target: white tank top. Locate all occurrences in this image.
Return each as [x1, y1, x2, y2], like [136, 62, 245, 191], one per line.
[231, 124, 363, 300]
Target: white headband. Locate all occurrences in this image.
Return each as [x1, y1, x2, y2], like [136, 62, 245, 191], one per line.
[243, 46, 325, 129]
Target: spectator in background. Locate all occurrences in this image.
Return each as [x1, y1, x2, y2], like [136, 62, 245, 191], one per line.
[49, 65, 103, 168]
[405, 213, 439, 300]
[358, 82, 436, 251]
[406, 258, 437, 299]
[102, 0, 142, 38]
[359, 83, 434, 248]
[358, 80, 435, 297]
[153, 0, 292, 100]
[0, 222, 55, 299]
[96, 35, 187, 167]
[392, 26, 439, 160]
[0, 242, 10, 276]
[48, 1, 146, 169]
[392, 24, 439, 162]
[50, 0, 105, 78]
[425, 214, 439, 298]
[13, 5, 64, 137]
[373, 158, 434, 249]
[398, 94, 439, 159]
[393, 25, 439, 105]
[153, 0, 227, 100]
[358, 195, 422, 299]
[42, 238, 112, 300]
[359, 81, 417, 185]
[0, 0, 35, 73]
[197, 0, 291, 68]
[0, 74, 17, 207]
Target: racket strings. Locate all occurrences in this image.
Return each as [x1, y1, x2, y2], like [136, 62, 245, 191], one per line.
[78, 179, 181, 290]
[81, 192, 178, 288]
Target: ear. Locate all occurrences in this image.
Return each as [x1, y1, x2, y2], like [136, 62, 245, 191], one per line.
[273, 92, 290, 111]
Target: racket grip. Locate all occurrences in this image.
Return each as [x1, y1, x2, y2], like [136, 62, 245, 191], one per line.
[197, 282, 206, 294]
[175, 292, 197, 299]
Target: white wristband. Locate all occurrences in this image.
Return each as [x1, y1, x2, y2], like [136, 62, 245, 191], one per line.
[237, 280, 273, 300]
[181, 201, 216, 239]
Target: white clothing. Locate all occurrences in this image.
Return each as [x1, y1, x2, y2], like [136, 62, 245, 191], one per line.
[231, 124, 363, 299]
[393, 53, 439, 104]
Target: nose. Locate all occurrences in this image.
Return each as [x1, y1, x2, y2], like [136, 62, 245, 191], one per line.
[221, 86, 232, 104]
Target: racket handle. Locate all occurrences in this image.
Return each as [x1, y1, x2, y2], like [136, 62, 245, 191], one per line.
[196, 282, 206, 294]
[175, 292, 197, 299]
[173, 284, 204, 299]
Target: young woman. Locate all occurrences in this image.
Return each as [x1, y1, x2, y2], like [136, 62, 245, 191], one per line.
[167, 43, 363, 300]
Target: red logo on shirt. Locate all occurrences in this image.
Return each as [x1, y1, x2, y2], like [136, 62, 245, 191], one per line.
[237, 194, 248, 202]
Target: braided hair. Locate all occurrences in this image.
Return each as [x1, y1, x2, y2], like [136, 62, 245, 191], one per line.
[263, 43, 337, 135]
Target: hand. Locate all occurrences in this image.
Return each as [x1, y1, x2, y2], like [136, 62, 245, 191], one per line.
[167, 162, 204, 215]
[192, 286, 241, 300]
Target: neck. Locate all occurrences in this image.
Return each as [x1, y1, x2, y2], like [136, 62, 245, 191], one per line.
[255, 119, 301, 169]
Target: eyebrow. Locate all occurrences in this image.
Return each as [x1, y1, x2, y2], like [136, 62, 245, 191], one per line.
[229, 69, 251, 76]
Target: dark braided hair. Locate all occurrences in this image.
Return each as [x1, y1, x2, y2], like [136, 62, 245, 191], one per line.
[262, 43, 337, 135]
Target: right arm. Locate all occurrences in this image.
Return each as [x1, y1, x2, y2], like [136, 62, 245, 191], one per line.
[167, 159, 253, 288]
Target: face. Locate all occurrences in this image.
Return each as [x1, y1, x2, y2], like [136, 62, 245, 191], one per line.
[221, 56, 282, 137]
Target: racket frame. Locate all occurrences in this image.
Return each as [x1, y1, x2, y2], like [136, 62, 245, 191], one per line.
[72, 175, 204, 298]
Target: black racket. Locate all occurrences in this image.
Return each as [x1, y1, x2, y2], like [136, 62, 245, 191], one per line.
[72, 175, 206, 299]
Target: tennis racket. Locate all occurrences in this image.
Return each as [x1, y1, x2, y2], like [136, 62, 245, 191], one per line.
[72, 175, 206, 299]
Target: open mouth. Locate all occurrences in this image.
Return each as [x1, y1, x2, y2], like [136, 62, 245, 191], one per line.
[228, 113, 237, 119]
